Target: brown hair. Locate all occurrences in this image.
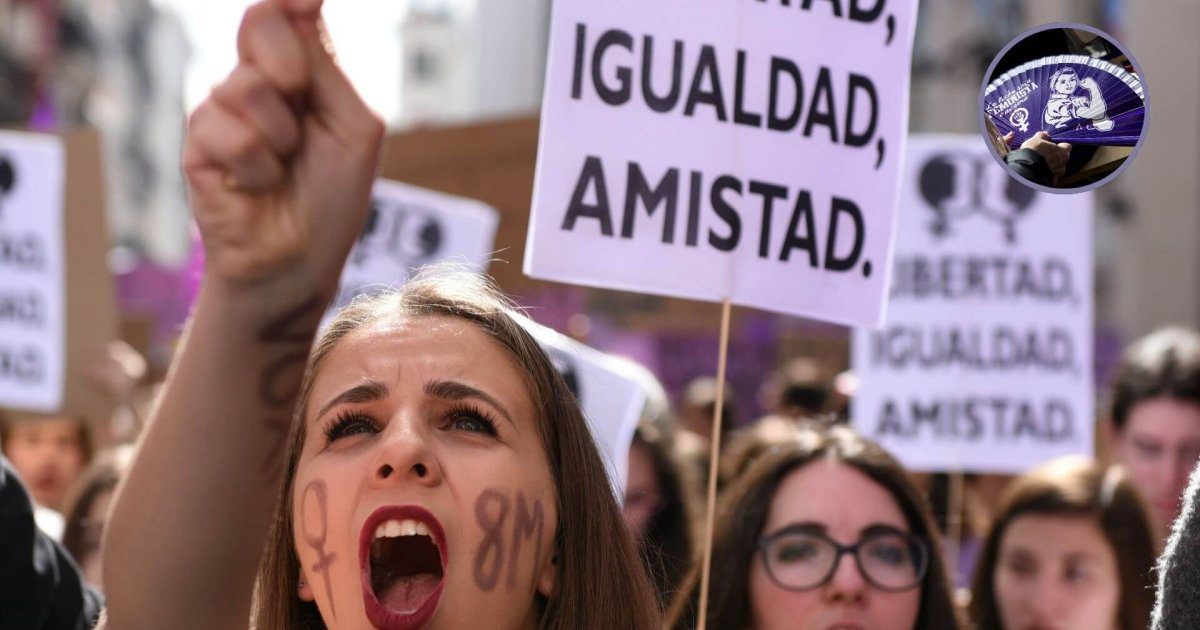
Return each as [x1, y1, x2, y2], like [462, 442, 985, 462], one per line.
[631, 421, 701, 608]
[1110, 327, 1200, 432]
[0, 410, 94, 465]
[668, 421, 960, 630]
[61, 446, 135, 568]
[252, 269, 659, 629]
[969, 457, 1156, 630]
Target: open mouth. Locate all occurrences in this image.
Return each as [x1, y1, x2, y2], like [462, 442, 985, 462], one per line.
[360, 506, 448, 630]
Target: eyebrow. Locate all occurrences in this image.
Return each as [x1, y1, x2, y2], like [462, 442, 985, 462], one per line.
[1064, 552, 1100, 564]
[768, 522, 827, 537]
[767, 521, 910, 539]
[424, 379, 516, 429]
[314, 380, 389, 422]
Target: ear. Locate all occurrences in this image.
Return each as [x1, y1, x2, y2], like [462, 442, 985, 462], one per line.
[298, 570, 315, 602]
[536, 551, 558, 599]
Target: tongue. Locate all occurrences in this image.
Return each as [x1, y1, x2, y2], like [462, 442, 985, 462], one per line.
[378, 572, 441, 613]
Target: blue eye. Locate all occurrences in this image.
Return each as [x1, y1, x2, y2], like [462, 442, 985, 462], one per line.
[324, 411, 380, 443]
[775, 541, 820, 564]
[866, 542, 910, 567]
[446, 404, 499, 437]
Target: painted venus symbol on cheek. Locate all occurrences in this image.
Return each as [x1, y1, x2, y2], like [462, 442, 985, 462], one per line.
[301, 479, 338, 619]
[473, 488, 547, 593]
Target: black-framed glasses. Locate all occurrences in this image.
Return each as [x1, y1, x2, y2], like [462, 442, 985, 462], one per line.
[758, 525, 929, 592]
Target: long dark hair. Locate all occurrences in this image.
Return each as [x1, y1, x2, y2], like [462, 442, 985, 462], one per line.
[252, 269, 659, 629]
[969, 457, 1156, 630]
[631, 421, 701, 608]
[668, 421, 960, 629]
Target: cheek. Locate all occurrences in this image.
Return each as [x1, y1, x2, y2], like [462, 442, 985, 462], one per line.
[456, 486, 556, 593]
[293, 474, 363, 623]
[437, 473, 558, 626]
[868, 589, 921, 630]
[1074, 576, 1121, 627]
[62, 449, 85, 473]
[749, 557, 818, 629]
[5, 443, 35, 467]
[993, 568, 1030, 621]
[1124, 460, 1161, 490]
[621, 500, 652, 541]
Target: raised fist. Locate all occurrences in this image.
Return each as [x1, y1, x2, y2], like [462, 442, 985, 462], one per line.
[182, 0, 385, 291]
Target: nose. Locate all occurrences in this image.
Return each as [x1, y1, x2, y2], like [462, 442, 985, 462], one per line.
[1022, 574, 1067, 622]
[822, 551, 868, 605]
[368, 420, 442, 488]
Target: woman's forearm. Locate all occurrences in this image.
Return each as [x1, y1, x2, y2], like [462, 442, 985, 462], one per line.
[102, 277, 326, 629]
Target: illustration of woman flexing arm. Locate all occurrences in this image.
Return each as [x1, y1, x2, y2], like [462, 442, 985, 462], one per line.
[1044, 67, 1113, 132]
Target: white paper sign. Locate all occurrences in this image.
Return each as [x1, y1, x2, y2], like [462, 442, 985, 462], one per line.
[0, 132, 65, 412]
[525, 0, 918, 326]
[851, 135, 1094, 474]
[521, 317, 647, 498]
[328, 179, 499, 317]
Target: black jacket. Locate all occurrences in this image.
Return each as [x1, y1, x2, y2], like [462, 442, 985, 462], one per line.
[1153, 460, 1200, 629]
[1003, 148, 1053, 187]
[0, 455, 104, 629]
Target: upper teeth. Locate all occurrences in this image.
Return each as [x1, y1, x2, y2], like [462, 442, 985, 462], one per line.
[373, 518, 434, 542]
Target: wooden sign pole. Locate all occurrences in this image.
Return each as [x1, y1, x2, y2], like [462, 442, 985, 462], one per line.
[696, 297, 733, 630]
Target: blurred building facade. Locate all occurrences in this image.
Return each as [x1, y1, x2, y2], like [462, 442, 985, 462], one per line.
[398, 0, 550, 126]
[2, 0, 1196, 412]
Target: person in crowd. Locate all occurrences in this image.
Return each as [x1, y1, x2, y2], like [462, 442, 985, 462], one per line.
[757, 358, 831, 419]
[1152, 459, 1200, 629]
[613, 355, 702, 607]
[0, 338, 144, 544]
[0, 410, 94, 540]
[668, 421, 960, 630]
[0, 454, 104, 629]
[60, 446, 135, 587]
[625, 421, 701, 608]
[719, 415, 808, 486]
[969, 456, 1156, 630]
[677, 376, 738, 444]
[1108, 327, 1200, 543]
[100, 2, 659, 628]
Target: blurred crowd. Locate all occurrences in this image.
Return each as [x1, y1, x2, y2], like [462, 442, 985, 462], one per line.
[5, 322, 1200, 628]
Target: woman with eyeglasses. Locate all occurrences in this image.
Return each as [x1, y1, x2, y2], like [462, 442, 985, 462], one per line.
[667, 421, 961, 630]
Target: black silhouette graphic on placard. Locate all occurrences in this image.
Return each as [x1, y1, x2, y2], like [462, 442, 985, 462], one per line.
[350, 197, 445, 269]
[919, 152, 1035, 244]
[0, 154, 15, 220]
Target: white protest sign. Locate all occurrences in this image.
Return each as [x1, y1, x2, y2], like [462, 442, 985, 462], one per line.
[520, 317, 647, 498]
[0, 132, 65, 413]
[851, 135, 1094, 474]
[525, 0, 918, 326]
[328, 179, 499, 317]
